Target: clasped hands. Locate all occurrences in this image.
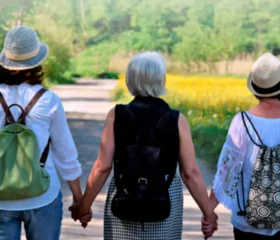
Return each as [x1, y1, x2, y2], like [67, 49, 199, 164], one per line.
[201, 211, 218, 239]
[68, 200, 218, 237]
[69, 201, 92, 228]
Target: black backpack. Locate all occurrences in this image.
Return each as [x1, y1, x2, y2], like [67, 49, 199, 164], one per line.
[111, 103, 179, 223]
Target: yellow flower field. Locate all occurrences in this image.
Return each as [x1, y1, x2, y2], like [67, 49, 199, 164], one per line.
[113, 74, 258, 166]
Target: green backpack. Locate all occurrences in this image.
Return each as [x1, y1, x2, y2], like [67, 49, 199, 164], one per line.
[0, 88, 50, 200]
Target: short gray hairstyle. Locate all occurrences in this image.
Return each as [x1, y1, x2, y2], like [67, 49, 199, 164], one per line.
[126, 51, 166, 97]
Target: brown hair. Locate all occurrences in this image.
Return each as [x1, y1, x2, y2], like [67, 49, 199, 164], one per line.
[0, 65, 44, 85]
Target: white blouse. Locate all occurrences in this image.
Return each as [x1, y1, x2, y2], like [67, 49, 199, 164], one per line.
[0, 83, 82, 211]
[213, 111, 280, 235]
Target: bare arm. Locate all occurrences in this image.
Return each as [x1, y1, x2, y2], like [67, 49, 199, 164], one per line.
[78, 108, 115, 215]
[209, 190, 219, 210]
[178, 113, 214, 219]
[67, 178, 83, 203]
[50, 95, 83, 203]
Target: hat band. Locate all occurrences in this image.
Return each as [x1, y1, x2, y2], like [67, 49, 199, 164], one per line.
[4, 47, 40, 61]
[252, 81, 280, 95]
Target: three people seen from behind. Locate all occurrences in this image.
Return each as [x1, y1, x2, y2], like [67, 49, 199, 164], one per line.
[0, 25, 280, 240]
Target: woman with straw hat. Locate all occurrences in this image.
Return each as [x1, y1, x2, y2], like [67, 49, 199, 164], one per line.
[202, 53, 280, 239]
[0, 26, 87, 240]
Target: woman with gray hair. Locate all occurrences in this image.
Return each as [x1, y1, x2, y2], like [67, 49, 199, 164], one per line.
[71, 51, 217, 239]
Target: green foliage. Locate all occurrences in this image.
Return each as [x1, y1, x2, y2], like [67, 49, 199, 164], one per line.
[97, 72, 119, 79]
[0, 0, 74, 83]
[73, 42, 119, 77]
[190, 125, 227, 168]
[32, 15, 72, 81]
[1, 0, 280, 81]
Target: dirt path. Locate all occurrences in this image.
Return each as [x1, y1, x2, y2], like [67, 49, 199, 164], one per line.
[51, 79, 233, 240]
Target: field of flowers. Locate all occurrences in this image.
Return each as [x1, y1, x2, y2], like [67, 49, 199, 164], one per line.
[113, 75, 257, 167]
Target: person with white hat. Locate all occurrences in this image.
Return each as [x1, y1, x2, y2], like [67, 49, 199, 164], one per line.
[0, 26, 89, 240]
[202, 53, 280, 239]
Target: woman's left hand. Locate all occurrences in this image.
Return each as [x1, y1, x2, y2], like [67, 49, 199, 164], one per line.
[79, 212, 93, 228]
[201, 217, 216, 239]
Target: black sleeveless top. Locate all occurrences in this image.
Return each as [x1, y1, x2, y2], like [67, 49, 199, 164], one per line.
[114, 96, 180, 184]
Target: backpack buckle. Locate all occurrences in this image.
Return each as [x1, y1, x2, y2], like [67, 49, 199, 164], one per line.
[138, 178, 148, 185]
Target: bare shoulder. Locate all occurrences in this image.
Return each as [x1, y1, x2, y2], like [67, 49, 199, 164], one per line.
[178, 112, 187, 122]
[178, 112, 190, 130]
[106, 107, 115, 122]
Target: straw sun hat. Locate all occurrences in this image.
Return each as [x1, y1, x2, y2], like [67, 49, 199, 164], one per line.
[0, 26, 49, 71]
[247, 53, 280, 97]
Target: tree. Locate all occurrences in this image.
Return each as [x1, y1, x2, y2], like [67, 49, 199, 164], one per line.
[2, 0, 280, 78]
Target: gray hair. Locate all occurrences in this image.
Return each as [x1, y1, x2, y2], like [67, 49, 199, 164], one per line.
[126, 51, 166, 97]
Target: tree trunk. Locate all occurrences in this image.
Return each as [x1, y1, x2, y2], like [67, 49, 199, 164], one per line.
[16, 7, 23, 26]
[80, 0, 87, 39]
[256, 25, 263, 56]
[225, 59, 229, 74]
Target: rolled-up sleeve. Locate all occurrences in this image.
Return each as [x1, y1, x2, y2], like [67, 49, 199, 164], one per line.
[50, 97, 82, 181]
[213, 112, 247, 210]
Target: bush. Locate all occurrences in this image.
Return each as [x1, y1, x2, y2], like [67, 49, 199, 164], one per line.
[30, 14, 73, 84]
[73, 42, 119, 78]
[97, 72, 119, 79]
[71, 73, 82, 78]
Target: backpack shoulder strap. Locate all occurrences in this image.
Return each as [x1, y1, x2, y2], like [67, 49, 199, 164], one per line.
[18, 88, 48, 124]
[40, 138, 51, 167]
[156, 109, 179, 129]
[21, 88, 49, 167]
[156, 109, 179, 188]
[118, 104, 134, 119]
[0, 89, 50, 167]
[241, 111, 264, 147]
[0, 92, 16, 124]
[25, 88, 48, 114]
[27, 88, 50, 168]
[113, 104, 134, 188]
[114, 103, 134, 130]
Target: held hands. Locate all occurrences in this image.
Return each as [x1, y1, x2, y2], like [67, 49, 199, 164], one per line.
[201, 212, 218, 239]
[69, 202, 92, 228]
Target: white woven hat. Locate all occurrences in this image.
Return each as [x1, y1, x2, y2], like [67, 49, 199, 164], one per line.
[247, 53, 280, 97]
[0, 26, 49, 71]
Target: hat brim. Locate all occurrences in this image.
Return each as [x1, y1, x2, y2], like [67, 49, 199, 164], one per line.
[247, 73, 280, 97]
[0, 43, 49, 71]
